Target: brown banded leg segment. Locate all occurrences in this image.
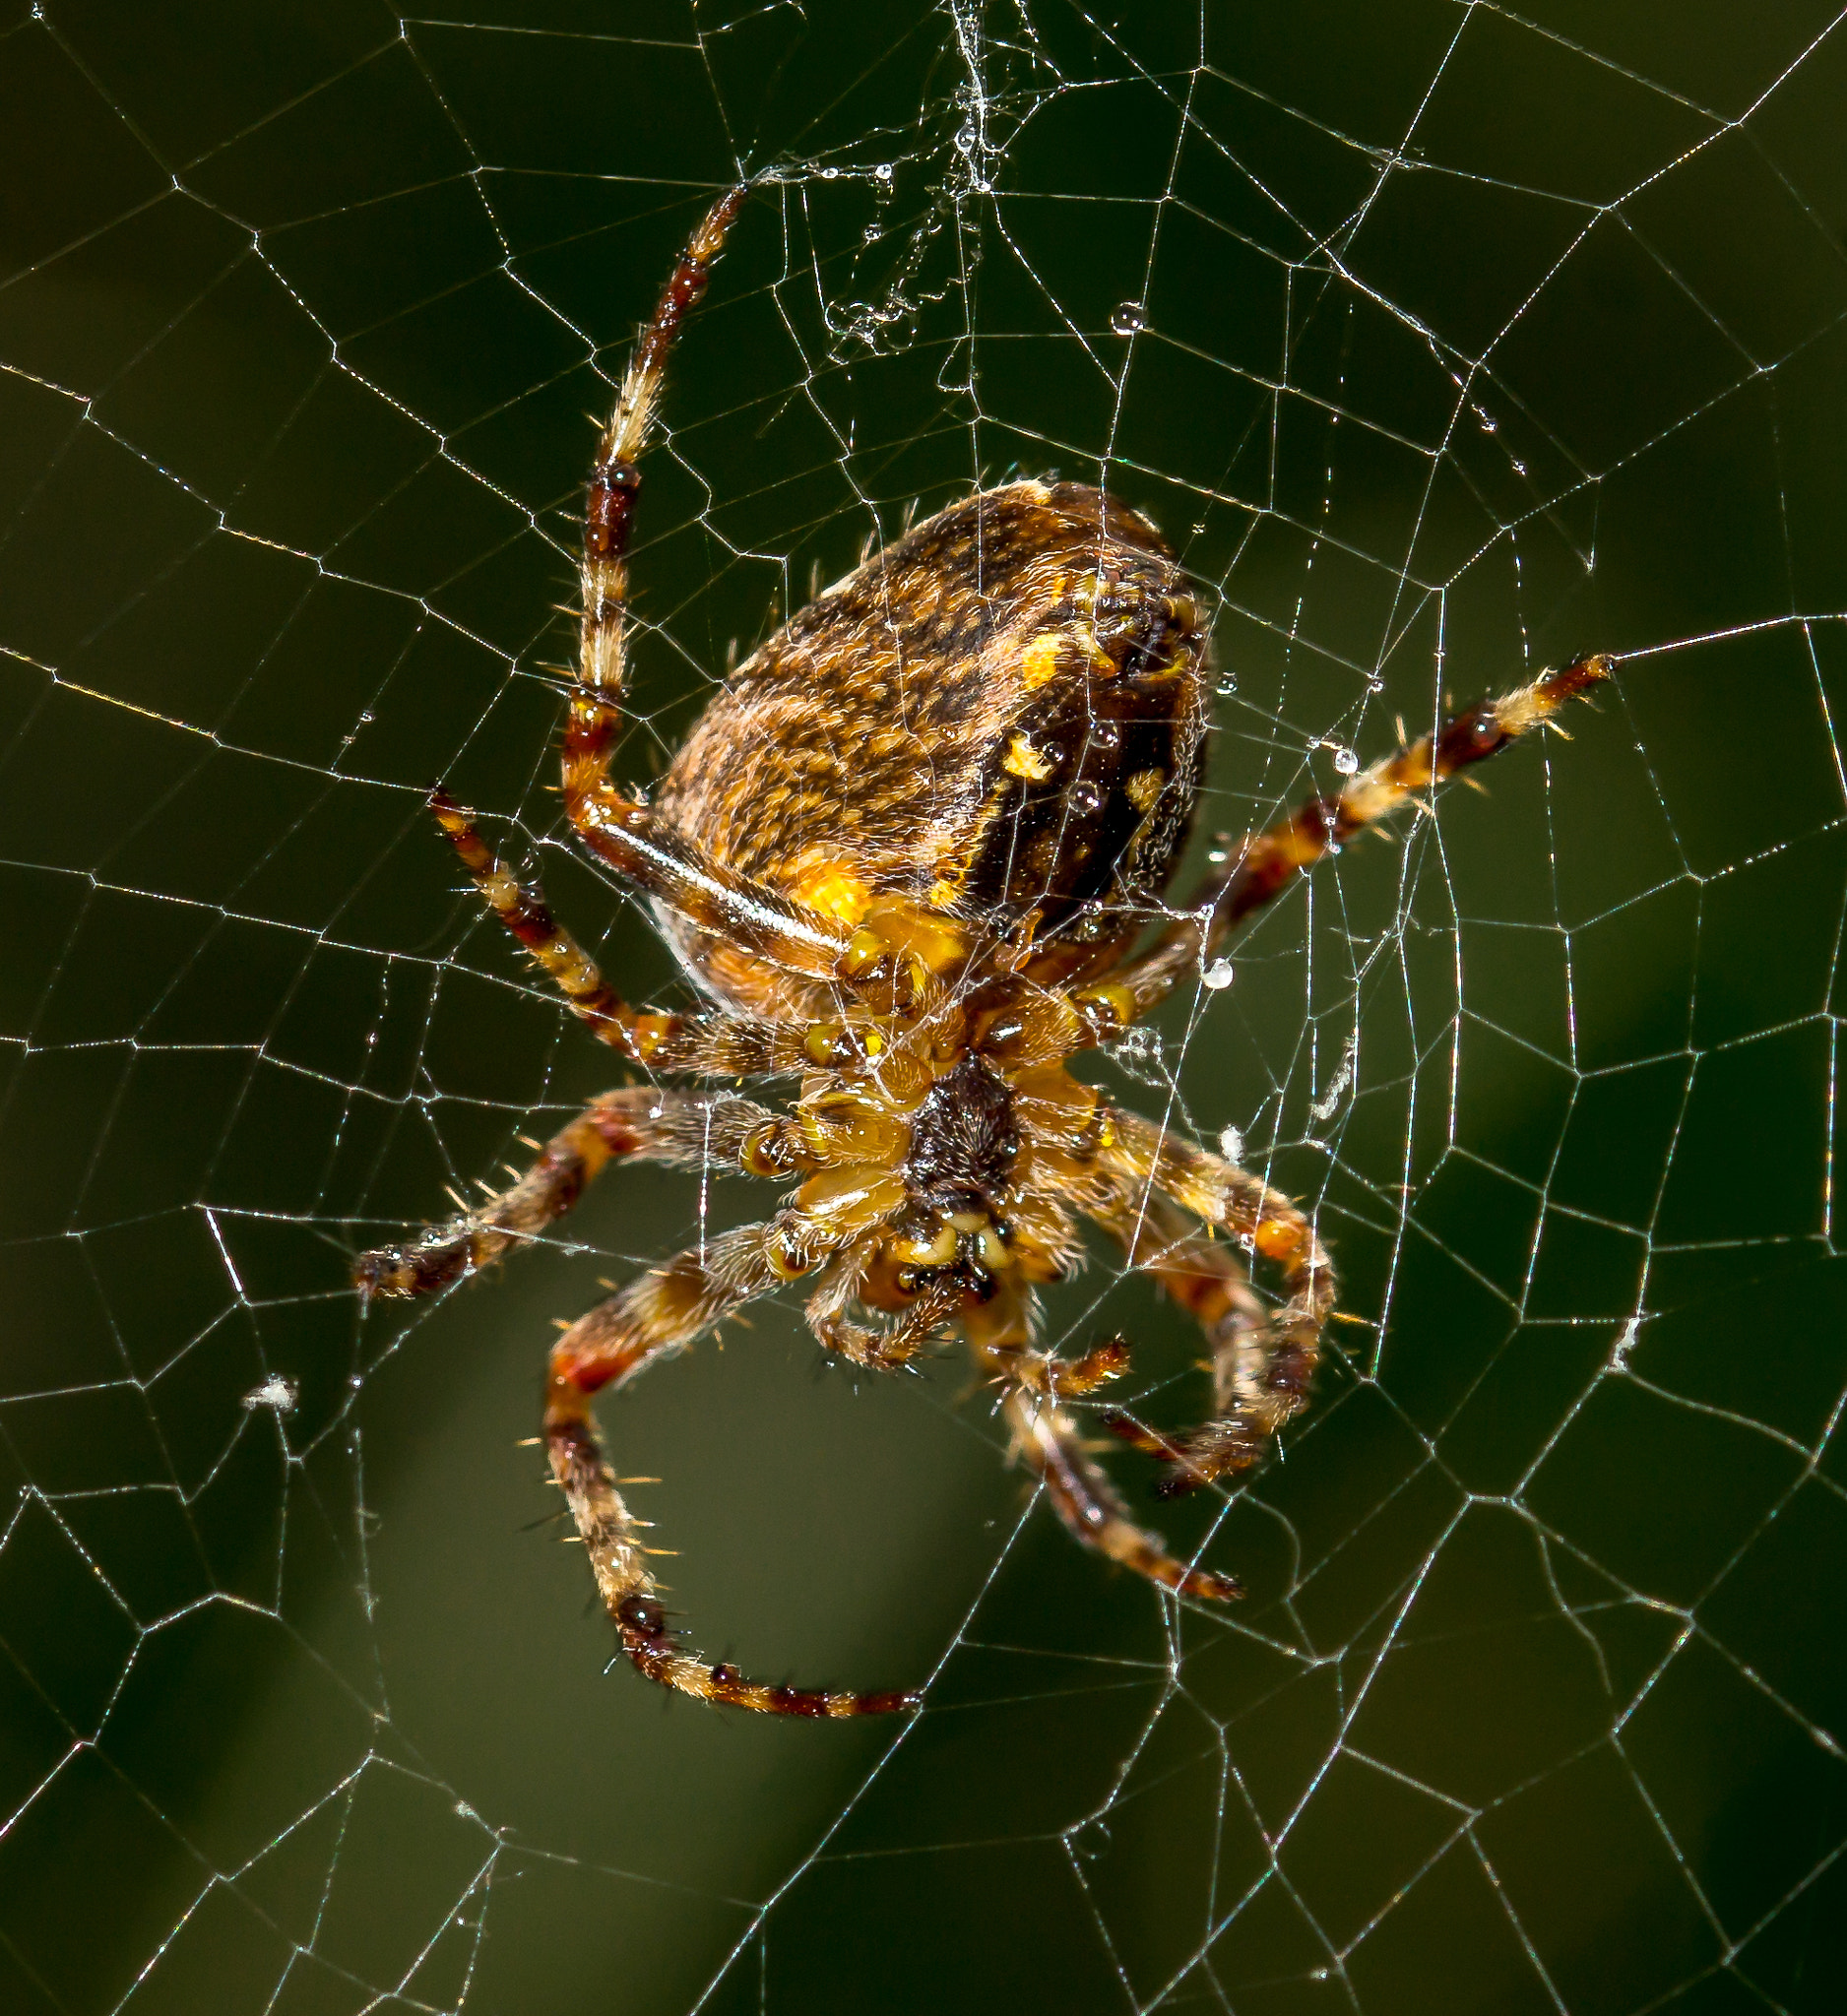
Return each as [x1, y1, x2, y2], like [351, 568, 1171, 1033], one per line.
[546, 1223, 920, 1717]
[572, 183, 750, 770]
[1094, 1112, 1337, 1490]
[963, 1289, 1242, 1603]
[991, 1336, 1134, 1400]
[352, 1086, 781, 1301]
[427, 790, 803, 1077]
[1089, 1188, 1280, 1495]
[556, 183, 853, 990]
[1101, 653, 1617, 1020]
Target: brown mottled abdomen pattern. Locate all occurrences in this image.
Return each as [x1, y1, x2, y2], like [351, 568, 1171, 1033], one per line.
[655, 481, 1208, 998]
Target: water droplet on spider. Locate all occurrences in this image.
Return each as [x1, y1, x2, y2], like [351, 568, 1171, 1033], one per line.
[1215, 671, 1239, 696]
[874, 162, 894, 182]
[1201, 958, 1235, 991]
[820, 164, 840, 179]
[1111, 301, 1147, 335]
[1072, 781, 1106, 814]
[1330, 744, 1360, 775]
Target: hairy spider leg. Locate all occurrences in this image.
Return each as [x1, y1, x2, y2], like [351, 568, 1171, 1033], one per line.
[1089, 1186, 1280, 1495]
[963, 1286, 1242, 1602]
[1099, 652, 1616, 1022]
[560, 182, 856, 990]
[354, 1085, 784, 1300]
[1024, 666, 1608, 1488]
[546, 1221, 920, 1717]
[984, 1335, 1135, 1401]
[423, 791, 803, 1077]
[1087, 1109, 1337, 1490]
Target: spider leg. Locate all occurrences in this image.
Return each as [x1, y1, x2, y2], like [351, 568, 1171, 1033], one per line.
[1084, 1108, 1336, 1489]
[987, 1337, 1135, 1400]
[427, 791, 802, 1075]
[560, 184, 853, 989]
[1087, 1185, 1281, 1495]
[353, 1085, 780, 1300]
[1078, 653, 1615, 1026]
[962, 1285, 1242, 1602]
[547, 1221, 920, 1717]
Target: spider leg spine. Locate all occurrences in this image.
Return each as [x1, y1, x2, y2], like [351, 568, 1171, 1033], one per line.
[988, 1336, 1133, 1399]
[428, 787, 664, 1058]
[352, 1085, 780, 1300]
[1214, 650, 1616, 935]
[424, 789, 807, 1076]
[558, 181, 879, 996]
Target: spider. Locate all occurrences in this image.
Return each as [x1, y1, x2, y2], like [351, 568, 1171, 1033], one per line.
[354, 182, 1612, 1718]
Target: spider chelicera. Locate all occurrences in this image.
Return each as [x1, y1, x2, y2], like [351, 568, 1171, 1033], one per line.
[354, 183, 1611, 1718]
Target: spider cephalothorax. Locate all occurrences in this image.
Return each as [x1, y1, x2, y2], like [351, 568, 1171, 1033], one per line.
[355, 183, 1612, 1718]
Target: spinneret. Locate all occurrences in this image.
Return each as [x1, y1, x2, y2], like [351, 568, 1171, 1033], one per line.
[355, 182, 1613, 1717]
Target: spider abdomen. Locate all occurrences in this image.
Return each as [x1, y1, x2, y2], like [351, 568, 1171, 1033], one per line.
[654, 480, 1209, 1010]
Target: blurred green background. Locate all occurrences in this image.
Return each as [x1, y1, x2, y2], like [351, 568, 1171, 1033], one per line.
[1, 2, 1844, 2011]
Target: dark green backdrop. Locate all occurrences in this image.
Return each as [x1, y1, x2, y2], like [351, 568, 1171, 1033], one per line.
[1, 4, 1843, 2012]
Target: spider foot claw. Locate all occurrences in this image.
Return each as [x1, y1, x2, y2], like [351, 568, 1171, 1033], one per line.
[1000, 1336, 1132, 1398]
[615, 1589, 919, 1716]
[1152, 1468, 1215, 1499]
[643, 1645, 919, 1717]
[352, 1229, 474, 1302]
[1175, 1564, 1245, 1603]
[1060, 1335, 1133, 1394]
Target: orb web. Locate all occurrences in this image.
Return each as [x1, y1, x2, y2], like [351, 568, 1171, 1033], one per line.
[2, 3, 1844, 2011]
